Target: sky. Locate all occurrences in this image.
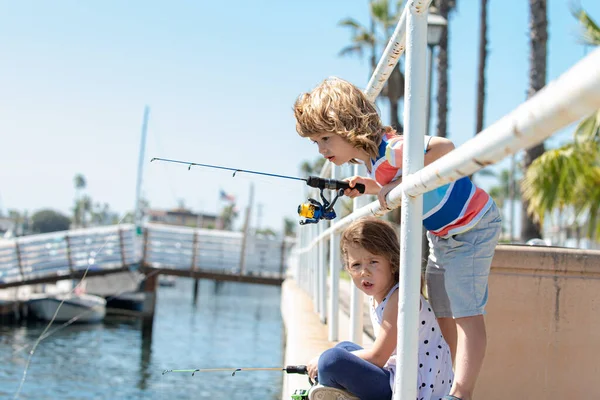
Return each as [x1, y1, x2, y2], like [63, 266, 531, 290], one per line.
[1, 0, 599, 234]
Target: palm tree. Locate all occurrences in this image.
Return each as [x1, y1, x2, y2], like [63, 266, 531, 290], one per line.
[73, 174, 86, 228]
[520, 0, 547, 242]
[220, 204, 238, 231]
[299, 157, 326, 178]
[521, 5, 600, 242]
[474, 0, 488, 137]
[522, 112, 600, 239]
[339, 0, 405, 130]
[433, 0, 457, 138]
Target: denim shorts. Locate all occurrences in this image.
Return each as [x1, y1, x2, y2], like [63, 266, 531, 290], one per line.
[425, 202, 502, 318]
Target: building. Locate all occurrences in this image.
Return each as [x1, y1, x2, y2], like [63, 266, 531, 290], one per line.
[146, 208, 217, 229]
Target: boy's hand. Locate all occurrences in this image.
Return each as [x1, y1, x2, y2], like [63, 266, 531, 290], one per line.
[343, 176, 367, 198]
[306, 354, 320, 381]
[343, 176, 381, 197]
[378, 179, 402, 210]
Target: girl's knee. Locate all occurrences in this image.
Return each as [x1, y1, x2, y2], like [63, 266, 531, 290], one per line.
[318, 347, 349, 375]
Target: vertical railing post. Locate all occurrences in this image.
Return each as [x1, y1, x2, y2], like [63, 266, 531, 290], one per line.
[328, 165, 341, 341]
[313, 224, 319, 314]
[394, 2, 428, 399]
[118, 228, 127, 267]
[191, 229, 200, 304]
[318, 222, 327, 323]
[142, 228, 149, 267]
[14, 239, 25, 282]
[350, 164, 367, 345]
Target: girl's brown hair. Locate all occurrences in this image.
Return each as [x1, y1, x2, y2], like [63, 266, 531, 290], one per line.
[293, 77, 391, 162]
[340, 217, 400, 282]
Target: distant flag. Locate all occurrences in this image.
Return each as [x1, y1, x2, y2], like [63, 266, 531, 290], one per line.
[220, 190, 236, 203]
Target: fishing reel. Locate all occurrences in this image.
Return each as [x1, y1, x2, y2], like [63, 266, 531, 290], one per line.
[297, 188, 344, 225]
[297, 177, 366, 225]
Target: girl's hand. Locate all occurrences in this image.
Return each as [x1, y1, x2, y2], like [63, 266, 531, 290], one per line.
[306, 354, 320, 382]
[343, 176, 366, 198]
[378, 180, 402, 210]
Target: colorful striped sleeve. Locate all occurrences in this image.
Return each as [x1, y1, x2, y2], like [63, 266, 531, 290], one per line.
[385, 135, 432, 167]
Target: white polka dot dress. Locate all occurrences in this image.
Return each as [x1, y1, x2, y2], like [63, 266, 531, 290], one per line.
[370, 284, 454, 400]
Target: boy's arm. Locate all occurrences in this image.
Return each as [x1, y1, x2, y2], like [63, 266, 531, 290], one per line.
[425, 136, 455, 166]
[350, 290, 398, 368]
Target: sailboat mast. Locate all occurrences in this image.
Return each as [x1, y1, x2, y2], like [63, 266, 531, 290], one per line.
[134, 106, 150, 234]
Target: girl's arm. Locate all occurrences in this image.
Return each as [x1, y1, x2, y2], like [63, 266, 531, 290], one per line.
[350, 290, 399, 368]
[425, 136, 455, 166]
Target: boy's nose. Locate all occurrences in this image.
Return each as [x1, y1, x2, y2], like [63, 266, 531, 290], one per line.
[317, 143, 327, 155]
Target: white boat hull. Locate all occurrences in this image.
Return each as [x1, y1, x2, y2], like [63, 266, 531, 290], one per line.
[28, 293, 106, 323]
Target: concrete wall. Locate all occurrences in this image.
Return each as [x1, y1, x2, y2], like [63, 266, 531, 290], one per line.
[478, 245, 600, 399]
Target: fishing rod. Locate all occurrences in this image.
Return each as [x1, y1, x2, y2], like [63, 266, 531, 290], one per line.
[162, 365, 314, 399]
[151, 157, 365, 225]
[162, 365, 308, 377]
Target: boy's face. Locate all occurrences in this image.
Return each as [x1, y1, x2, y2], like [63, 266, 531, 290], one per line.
[310, 133, 357, 166]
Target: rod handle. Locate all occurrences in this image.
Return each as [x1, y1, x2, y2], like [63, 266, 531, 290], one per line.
[285, 365, 308, 375]
[306, 176, 365, 194]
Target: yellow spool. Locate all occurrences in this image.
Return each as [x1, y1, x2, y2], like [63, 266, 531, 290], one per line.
[298, 203, 316, 218]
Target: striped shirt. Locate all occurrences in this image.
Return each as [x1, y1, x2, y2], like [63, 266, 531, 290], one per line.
[368, 132, 493, 237]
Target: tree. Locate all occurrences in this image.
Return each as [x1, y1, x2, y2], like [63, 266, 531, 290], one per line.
[474, 0, 488, 137]
[73, 195, 92, 228]
[433, 0, 457, 138]
[299, 157, 326, 177]
[31, 209, 71, 233]
[521, 6, 600, 242]
[522, 111, 600, 240]
[339, 0, 405, 130]
[520, 0, 547, 242]
[220, 204, 238, 231]
[488, 168, 521, 237]
[73, 174, 86, 227]
[284, 217, 297, 237]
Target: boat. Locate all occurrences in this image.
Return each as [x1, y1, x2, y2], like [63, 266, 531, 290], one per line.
[159, 275, 176, 287]
[27, 292, 106, 323]
[105, 291, 145, 313]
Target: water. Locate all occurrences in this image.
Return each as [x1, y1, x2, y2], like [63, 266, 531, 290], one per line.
[0, 279, 284, 399]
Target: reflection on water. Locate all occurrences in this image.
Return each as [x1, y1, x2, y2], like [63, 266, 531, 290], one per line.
[0, 279, 283, 400]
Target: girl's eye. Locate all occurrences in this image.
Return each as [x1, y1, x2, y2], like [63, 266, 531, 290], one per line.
[322, 137, 329, 142]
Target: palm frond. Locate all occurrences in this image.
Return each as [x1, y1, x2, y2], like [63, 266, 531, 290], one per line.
[338, 44, 364, 58]
[571, 6, 600, 46]
[338, 17, 366, 31]
[522, 144, 579, 224]
[573, 110, 600, 144]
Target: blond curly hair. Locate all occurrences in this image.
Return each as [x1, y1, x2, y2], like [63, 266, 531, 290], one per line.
[293, 77, 390, 162]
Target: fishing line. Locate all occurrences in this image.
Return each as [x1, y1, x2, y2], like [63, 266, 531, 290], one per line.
[13, 214, 130, 399]
[6, 268, 161, 360]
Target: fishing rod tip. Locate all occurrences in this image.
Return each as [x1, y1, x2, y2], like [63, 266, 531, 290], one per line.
[162, 370, 170, 375]
[150, 158, 158, 162]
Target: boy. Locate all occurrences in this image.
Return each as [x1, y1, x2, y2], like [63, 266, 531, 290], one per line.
[293, 77, 501, 400]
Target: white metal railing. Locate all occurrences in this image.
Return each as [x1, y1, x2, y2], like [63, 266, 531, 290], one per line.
[0, 224, 295, 286]
[288, 0, 600, 398]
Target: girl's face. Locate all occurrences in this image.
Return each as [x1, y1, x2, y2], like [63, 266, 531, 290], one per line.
[345, 244, 396, 303]
[310, 133, 363, 165]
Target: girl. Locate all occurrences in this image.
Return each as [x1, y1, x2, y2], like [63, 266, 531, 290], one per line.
[307, 217, 453, 400]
